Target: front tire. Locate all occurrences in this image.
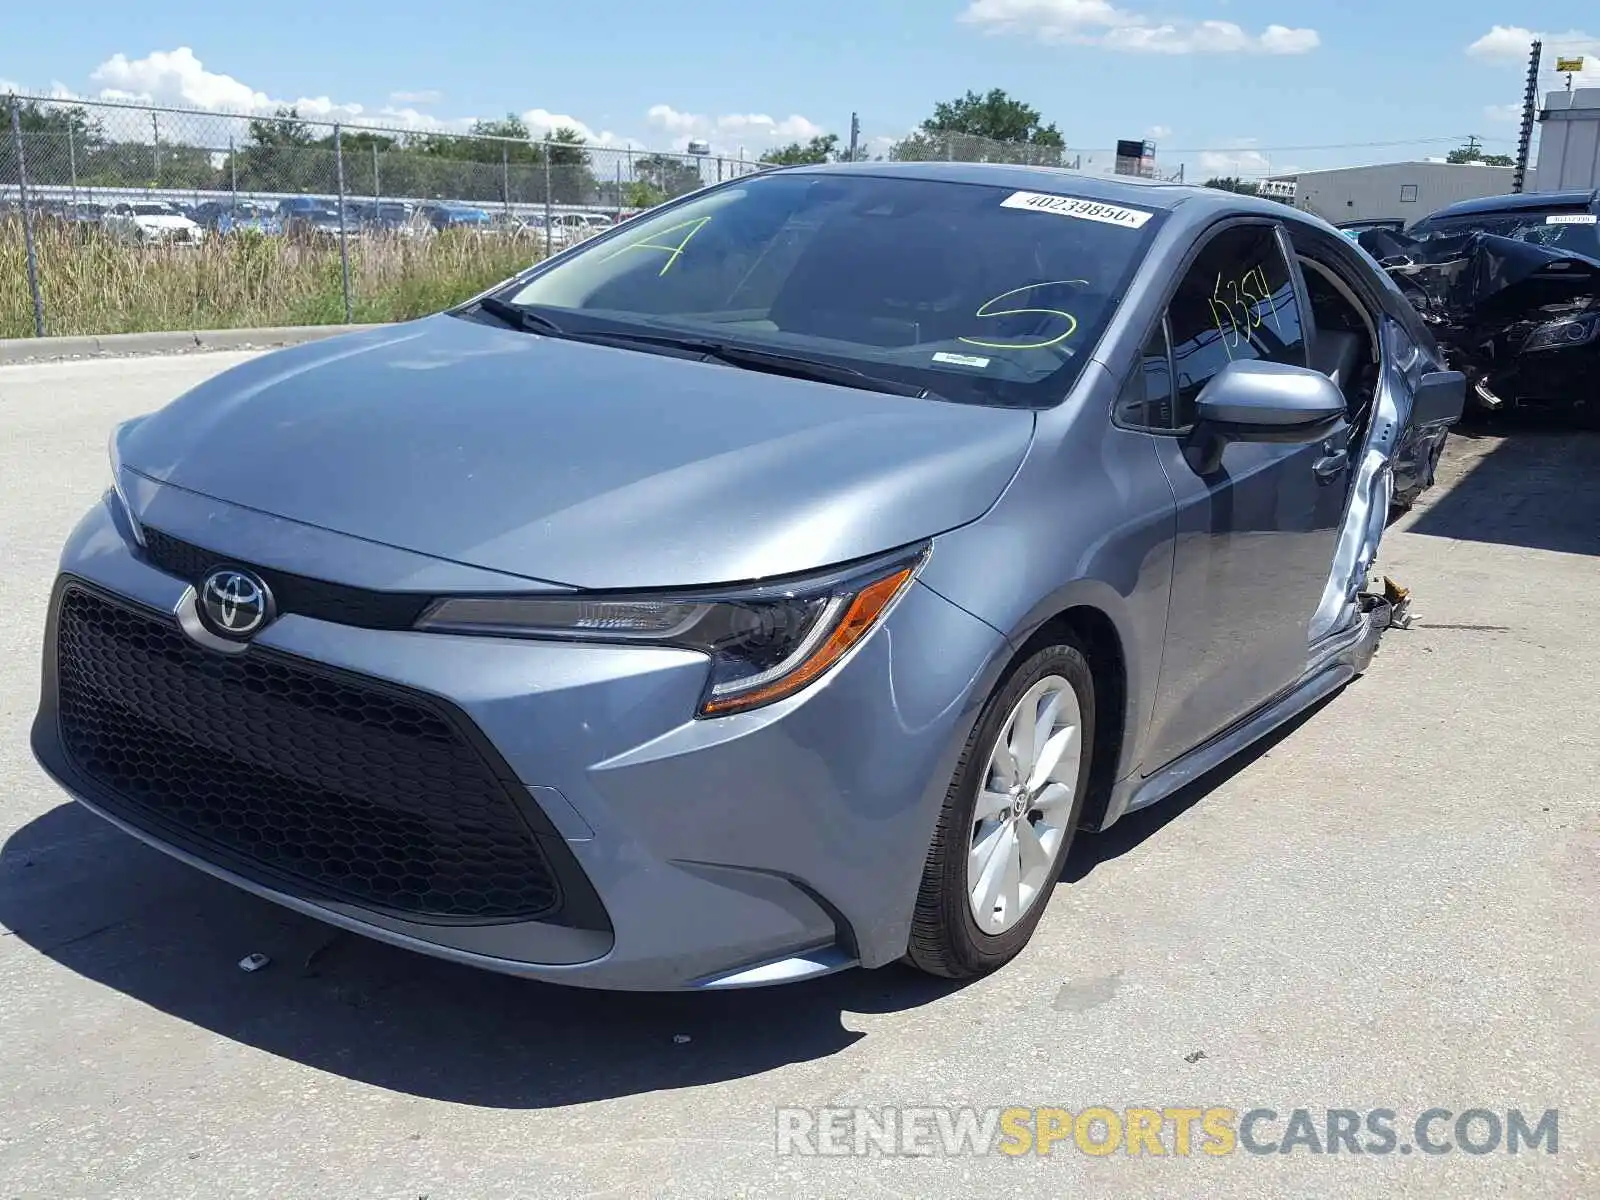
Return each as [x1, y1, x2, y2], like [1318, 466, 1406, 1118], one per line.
[905, 641, 1096, 980]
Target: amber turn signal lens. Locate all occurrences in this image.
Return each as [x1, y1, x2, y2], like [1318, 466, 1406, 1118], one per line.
[698, 565, 916, 716]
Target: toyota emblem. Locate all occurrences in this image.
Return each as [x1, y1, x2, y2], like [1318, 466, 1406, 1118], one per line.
[199, 568, 274, 638]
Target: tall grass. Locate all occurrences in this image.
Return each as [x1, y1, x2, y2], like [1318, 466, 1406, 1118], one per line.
[0, 218, 548, 338]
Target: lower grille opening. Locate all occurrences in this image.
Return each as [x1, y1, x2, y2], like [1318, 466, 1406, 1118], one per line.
[53, 584, 564, 922]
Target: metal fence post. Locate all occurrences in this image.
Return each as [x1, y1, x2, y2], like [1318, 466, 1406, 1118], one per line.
[543, 144, 552, 257]
[151, 112, 160, 184]
[372, 142, 380, 200]
[9, 101, 47, 337]
[334, 123, 352, 323]
[501, 144, 511, 214]
[228, 136, 237, 209]
[68, 121, 78, 204]
[615, 160, 622, 222]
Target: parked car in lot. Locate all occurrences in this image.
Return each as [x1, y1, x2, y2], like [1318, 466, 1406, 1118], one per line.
[349, 201, 419, 236]
[1359, 189, 1600, 424]
[33, 162, 1463, 992]
[276, 197, 358, 242]
[416, 203, 495, 233]
[191, 200, 282, 236]
[101, 201, 206, 245]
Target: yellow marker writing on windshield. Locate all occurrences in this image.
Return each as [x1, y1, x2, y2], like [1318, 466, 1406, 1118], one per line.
[958, 280, 1085, 351]
[597, 216, 712, 276]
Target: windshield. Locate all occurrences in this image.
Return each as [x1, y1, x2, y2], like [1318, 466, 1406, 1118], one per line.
[490, 172, 1164, 408]
[1407, 208, 1600, 258]
[131, 203, 176, 216]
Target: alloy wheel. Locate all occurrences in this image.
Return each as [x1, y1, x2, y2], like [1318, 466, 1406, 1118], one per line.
[966, 674, 1082, 935]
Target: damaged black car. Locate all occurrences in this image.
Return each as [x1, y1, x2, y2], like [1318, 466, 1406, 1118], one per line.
[1357, 189, 1600, 426]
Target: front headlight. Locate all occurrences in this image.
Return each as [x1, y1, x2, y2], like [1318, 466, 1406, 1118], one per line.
[107, 418, 147, 546]
[1520, 315, 1600, 352]
[414, 545, 929, 717]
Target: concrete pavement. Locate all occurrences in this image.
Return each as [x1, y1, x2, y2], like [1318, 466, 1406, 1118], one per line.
[1, 353, 1596, 1198]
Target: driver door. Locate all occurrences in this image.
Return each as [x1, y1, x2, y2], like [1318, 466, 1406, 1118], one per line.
[1130, 220, 1354, 771]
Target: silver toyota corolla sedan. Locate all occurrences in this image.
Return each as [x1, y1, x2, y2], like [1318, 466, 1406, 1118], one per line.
[31, 162, 1463, 990]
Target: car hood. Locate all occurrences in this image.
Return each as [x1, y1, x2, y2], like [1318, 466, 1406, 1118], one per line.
[131, 215, 196, 229]
[118, 314, 1036, 589]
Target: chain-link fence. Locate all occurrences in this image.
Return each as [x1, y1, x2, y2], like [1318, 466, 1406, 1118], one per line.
[2, 93, 770, 337]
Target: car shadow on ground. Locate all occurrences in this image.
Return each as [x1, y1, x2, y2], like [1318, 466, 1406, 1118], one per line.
[1403, 417, 1600, 557]
[3, 693, 1330, 1110]
[0, 799, 971, 1109]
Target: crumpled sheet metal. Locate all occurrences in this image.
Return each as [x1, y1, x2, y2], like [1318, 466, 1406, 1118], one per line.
[1359, 228, 1600, 325]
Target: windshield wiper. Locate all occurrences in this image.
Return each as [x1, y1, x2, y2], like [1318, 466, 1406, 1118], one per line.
[475, 295, 568, 336]
[473, 302, 942, 400]
[567, 329, 942, 400]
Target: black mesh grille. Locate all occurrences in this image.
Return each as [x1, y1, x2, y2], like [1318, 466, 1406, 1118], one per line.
[140, 528, 432, 630]
[53, 585, 562, 921]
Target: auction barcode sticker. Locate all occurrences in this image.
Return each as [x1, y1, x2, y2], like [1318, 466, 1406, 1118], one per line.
[1546, 213, 1598, 224]
[1000, 191, 1155, 229]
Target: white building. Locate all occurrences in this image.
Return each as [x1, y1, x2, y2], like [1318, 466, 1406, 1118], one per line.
[1534, 87, 1600, 191]
[1263, 161, 1517, 225]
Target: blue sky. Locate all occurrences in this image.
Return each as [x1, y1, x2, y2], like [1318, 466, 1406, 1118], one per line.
[4, 2, 1598, 179]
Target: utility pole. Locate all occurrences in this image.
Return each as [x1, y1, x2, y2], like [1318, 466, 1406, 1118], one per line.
[848, 112, 860, 162]
[1513, 38, 1543, 193]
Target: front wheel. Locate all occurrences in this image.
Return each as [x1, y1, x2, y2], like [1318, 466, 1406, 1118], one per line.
[905, 642, 1096, 979]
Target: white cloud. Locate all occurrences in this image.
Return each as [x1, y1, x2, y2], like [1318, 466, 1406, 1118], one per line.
[646, 104, 702, 136]
[1484, 102, 1524, 122]
[7, 47, 815, 155]
[1198, 140, 1272, 176]
[1145, 124, 1172, 140]
[1468, 25, 1600, 86]
[959, 0, 1318, 54]
[645, 104, 824, 149]
[519, 107, 630, 147]
[83, 47, 477, 133]
[1467, 25, 1544, 62]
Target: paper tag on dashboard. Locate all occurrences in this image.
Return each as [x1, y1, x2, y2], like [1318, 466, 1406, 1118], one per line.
[932, 352, 992, 368]
[1546, 213, 1598, 224]
[1000, 191, 1155, 229]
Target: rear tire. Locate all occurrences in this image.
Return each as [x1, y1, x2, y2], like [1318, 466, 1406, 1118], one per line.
[905, 641, 1096, 980]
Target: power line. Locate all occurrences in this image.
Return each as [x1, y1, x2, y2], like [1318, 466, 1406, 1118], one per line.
[1074, 135, 1515, 155]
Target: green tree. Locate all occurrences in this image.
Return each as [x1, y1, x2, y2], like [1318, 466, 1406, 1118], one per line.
[889, 88, 1064, 164]
[1444, 135, 1510, 166]
[922, 88, 1064, 145]
[544, 127, 597, 204]
[228, 107, 331, 193]
[3, 97, 106, 187]
[759, 134, 840, 166]
[624, 180, 666, 208]
[1203, 176, 1261, 195]
[634, 153, 703, 199]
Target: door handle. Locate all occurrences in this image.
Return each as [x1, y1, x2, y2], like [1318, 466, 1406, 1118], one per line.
[1313, 449, 1349, 481]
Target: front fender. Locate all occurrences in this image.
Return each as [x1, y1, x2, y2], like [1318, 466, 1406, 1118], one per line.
[917, 376, 1178, 785]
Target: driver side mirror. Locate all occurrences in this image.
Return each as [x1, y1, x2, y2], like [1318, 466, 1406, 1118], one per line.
[1185, 359, 1348, 474]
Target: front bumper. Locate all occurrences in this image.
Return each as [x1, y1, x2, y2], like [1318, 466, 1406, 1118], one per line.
[30, 491, 1006, 990]
[1481, 344, 1600, 417]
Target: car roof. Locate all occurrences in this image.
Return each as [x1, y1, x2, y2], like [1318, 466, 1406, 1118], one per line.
[1419, 188, 1600, 221]
[765, 158, 1284, 218]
